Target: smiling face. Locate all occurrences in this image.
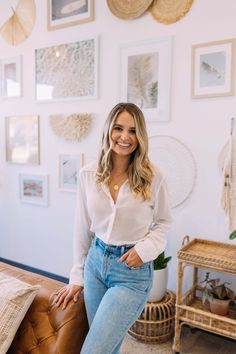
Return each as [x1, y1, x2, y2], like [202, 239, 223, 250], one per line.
[111, 111, 138, 157]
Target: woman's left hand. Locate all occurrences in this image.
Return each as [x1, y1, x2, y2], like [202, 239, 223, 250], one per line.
[118, 247, 143, 268]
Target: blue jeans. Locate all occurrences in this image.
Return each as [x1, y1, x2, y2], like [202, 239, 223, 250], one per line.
[81, 236, 153, 354]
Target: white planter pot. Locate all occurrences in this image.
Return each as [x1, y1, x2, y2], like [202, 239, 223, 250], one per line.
[148, 267, 168, 302]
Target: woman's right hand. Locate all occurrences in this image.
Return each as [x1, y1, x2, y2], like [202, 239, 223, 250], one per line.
[52, 284, 83, 310]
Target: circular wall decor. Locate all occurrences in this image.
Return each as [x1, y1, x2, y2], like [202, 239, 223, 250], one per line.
[107, 0, 153, 20]
[150, 0, 193, 25]
[149, 135, 197, 208]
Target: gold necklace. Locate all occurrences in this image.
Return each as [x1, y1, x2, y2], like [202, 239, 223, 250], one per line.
[110, 171, 127, 191]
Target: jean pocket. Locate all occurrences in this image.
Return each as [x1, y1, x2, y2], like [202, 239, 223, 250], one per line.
[123, 261, 150, 271]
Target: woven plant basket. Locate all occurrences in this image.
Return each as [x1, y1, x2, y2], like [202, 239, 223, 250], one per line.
[128, 290, 176, 343]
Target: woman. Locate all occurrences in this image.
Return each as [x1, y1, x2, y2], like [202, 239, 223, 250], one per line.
[54, 103, 172, 354]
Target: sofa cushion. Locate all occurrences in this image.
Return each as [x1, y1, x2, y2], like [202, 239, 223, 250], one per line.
[0, 261, 89, 354]
[0, 273, 40, 354]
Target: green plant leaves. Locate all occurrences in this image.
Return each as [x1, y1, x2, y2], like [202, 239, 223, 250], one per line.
[153, 251, 172, 270]
[229, 230, 236, 240]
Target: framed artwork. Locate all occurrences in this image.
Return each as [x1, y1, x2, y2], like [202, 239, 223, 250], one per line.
[5, 115, 40, 164]
[35, 37, 98, 101]
[47, 0, 94, 30]
[59, 153, 84, 192]
[19, 174, 49, 206]
[120, 37, 172, 123]
[1, 56, 22, 98]
[191, 38, 235, 98]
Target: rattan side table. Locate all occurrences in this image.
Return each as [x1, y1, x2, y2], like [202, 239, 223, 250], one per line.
[173, 237, 236, 354]
[128, 290, 176, 343]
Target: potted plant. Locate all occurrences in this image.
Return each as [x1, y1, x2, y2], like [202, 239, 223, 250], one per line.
[201, 272, 235, 315]
[148, 252, 172, 302]
[229, 230, 236, 240]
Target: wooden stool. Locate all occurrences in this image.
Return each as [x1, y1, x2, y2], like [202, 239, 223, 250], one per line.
[128, 290, 176, 343]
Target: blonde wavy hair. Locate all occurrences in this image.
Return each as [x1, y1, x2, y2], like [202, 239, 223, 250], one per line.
[96, 103, 154, 200]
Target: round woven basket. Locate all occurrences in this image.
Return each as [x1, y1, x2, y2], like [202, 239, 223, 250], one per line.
[107, 0, 153, 20]
[150, 0, 193, 24]
[128, 291, 176, 343]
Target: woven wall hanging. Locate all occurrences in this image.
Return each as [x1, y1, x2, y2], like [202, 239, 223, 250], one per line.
[107, 0, 153, 19]
[49, 113, 92, 141]
[150, 0, 193, 25]
[149, 135, 197, 208]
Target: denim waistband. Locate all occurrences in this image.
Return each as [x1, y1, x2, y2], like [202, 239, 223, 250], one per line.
[93, 236, 134, 256]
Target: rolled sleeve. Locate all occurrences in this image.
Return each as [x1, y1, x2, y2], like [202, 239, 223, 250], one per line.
[134, 177, 172, 263]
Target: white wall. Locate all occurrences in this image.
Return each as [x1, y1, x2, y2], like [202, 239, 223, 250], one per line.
[1, 0, 236, 291]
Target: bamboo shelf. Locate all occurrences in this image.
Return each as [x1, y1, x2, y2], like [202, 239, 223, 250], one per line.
[173, 237, 236, 353]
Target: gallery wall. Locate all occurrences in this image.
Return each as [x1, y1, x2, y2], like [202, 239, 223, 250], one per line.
[0, 0, 236, 291]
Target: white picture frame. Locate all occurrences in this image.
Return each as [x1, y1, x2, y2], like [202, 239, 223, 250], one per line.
[1, 56, 22, 98]
[5, 115, 40, 165]
[19, 173, 49, 206]
[120, 37, 172, 123]
[191, 38, 235, 98]
[47, 0, 94, 31]
[35, 37, 98, 101]
[59, 153, 84, 192]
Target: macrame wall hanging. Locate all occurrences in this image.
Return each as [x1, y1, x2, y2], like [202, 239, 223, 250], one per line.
[149, 135, 197, 208]
[49, 113, 92, 141]
[218, 117, 236, 232]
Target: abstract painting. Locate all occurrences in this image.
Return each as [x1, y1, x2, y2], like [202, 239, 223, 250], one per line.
[19, 174, 49, 206]
[59, 153, 84, 192]
[48, 0, 94, 30]
[192, 38, 235, 98]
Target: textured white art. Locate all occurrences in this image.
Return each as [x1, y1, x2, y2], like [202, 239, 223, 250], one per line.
[49, 113, 92, 141]
[36, 38, 97, 100]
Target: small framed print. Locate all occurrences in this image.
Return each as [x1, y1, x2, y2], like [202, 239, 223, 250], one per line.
[47, 0, 94, 31]
[5, 115, 40, 165]
[19, 174, 49, 206]
[59, 153, 84, 192]
[1, 56, 22, 98]
[191, 38, 235, 98]
[120, 37, 172, 123]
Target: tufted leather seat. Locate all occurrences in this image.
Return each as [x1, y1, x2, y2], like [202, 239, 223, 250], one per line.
[0, 261, 89, 354]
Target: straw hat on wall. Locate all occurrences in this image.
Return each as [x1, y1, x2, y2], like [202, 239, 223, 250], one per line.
[150, 0, 193, 24]
[107, 0, 153, 20]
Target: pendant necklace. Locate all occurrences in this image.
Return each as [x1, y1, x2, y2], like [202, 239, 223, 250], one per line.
[110, 171, 127, 191]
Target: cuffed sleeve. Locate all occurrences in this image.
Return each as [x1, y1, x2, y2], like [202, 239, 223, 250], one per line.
[134, 177, 172, 263]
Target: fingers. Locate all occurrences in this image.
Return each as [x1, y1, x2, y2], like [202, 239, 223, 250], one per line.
[118, 248, 143, 268]
[118, 249, 131, 263]
[52, 285, 83, 310]
[73, 289, 82, 303]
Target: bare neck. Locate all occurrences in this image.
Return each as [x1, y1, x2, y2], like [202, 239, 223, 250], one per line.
[111, 153, 130, 174]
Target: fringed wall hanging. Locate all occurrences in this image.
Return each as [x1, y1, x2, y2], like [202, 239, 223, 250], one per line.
[218, 118, 236, 232]
[49, 113, 92, 141]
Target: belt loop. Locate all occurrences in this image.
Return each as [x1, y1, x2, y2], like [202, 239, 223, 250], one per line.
[121, 246, 125, 255]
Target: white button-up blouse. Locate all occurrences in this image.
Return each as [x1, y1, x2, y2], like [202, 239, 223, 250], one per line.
[69, 161, 172, 286]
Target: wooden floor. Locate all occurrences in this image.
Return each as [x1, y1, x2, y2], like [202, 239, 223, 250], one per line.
[121, 326, 236, 354]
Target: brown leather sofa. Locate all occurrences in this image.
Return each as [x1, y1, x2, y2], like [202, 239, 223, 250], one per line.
[0, 261, 89, 354]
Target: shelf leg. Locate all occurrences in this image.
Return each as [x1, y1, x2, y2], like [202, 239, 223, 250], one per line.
[193, 266, 198, 297]
[173, 261, 184, 353]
